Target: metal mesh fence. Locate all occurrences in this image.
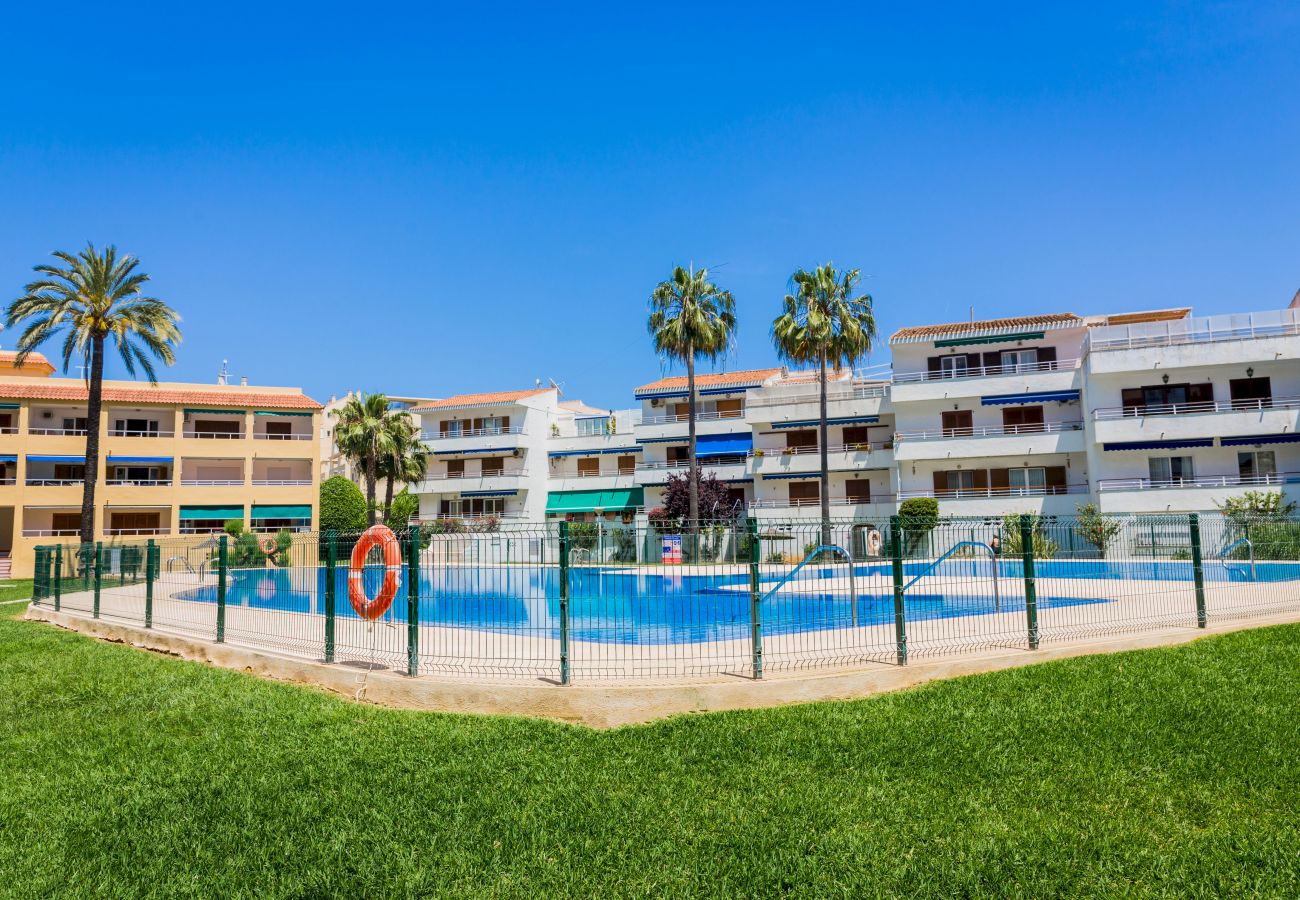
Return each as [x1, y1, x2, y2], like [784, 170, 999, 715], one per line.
[27, 512, 1300, 683]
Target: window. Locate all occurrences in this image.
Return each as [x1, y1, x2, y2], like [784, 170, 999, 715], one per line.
[941, 410, 973, 437]
[671, 403, 689, 419]
[441, 420, 466, 437]
[52, 513, 81, 532]
[61, 416, 88, 433]
[1121, 383, 1213, 414]
[576, 417, 608, 437]
[112, 466, 164, 483]
[480, 457, 504, 476]
[788, 481, 819, 505]
[54, 464, 86, 481]
[115, 418, 159, 436]
[1149, 456, 1195, 485]
[265, 421, 292, 437]
[944, 470, 977, 491]
[939, 355, 968, 378]
[845, 480, 871, 502]
[445, 459, 465, 477]
[576, 457, 600, 477]
[785, 430, 817, 451]
[715, 399, 743, 418]
[617, 455, 636, 475]
[194, 418, 240, 436]
[110, 512, 160, 533]
[1238, 451, 1276, 482]
[842, 426, 871, 449]
[1008, 467, 1046, 493]
[1001, 406, 1044, 433]
[1000, 349, 1039, 373]
[667, 445, 690, 465]
[1229, 377, 1272, 409]
[475, 416, 505, 435]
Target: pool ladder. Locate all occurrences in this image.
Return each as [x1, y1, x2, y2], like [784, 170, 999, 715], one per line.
[1218, 538, 1256, 581]
[762, 544, 860, 626]
[903, 541, 1000, 612]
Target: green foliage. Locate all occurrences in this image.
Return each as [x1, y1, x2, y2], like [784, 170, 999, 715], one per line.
[567, 521, 599, 552]
[1237, 521, 1300, 561]
[223, 519, 244, 538]
[1217, 492, 1300, 561]
[1217, 490, 1298, 526]
[999, 514, 1059, 559]
[319, 476, 367, 532]
[385, 489, 420, 530]
[1075, 503, 1122, 558]
[273, 529, 293, 567]
[898, 497, 940, 556]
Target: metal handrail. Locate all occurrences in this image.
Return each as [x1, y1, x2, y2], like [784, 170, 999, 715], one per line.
[1086, 308, 1300, 352]
[898, 484, 1087, 500]
[1097, 472, 1299, 492]
[746, 384, 889, 407]
[109, 429, 175, 437]
[895, 421, 1083, 441]
[639, 410, 747, 426]
[1219, 538, 1256, 581]
[903, 541, 1000, 610]
[1093, 396, 1300, 419]
[761, 544, 858, 625]
[422, 426, 526, 440]
[751, 442, 894, 456]
[892, 358, 1079, 384]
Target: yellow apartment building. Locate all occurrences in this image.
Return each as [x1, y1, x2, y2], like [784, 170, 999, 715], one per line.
[0, 352, 321, 578]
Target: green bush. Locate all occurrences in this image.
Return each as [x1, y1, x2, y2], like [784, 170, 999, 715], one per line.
[385, 489, 420, 530]
[1075, 503, 1121, 558]
[567, 521, 599, 552]
[273, 529, 293, 567]
[999, 514, 1059, 559]
[898, 497, 939, 557]
[319, 476, 367, 532]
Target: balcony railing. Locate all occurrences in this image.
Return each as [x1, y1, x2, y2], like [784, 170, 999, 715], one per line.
[29, 427, 88, 436]
[0, 426, 18, 435]
[106, 527, 171, 536]
[898, 484, 1089, 500]
[892, 358, 1079, 385]
[746, 383, 889, 408]
[421, 426, 526, 441]
[637, 457, 747, 471]
[181, 478, 244, 486]
[1097, 472, 1300, 492]
[753, 442, 894, 457]
[26, 478, 84, 487]
[106, 478, 172, 487]
[427, 468, 525, 480]
[557, 469, 636, 478]
[1087, 307, 1300, 352]
[253, 432, 313, 441]
[251, 479, 314, 486]
[895, 421, 1083, 441]
[183, 430, 245, 439]
[639, 410, 746, 426]
[1092, 396, 1300, 420]
[0, 477, 14, 486]
[109, 428, 175, 437]
[22, 528, 80, 537]
[749, 495, 894, 509]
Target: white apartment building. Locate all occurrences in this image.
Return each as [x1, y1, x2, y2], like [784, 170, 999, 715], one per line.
[544, 405, 642, 521]
[320, 392, 437, 481]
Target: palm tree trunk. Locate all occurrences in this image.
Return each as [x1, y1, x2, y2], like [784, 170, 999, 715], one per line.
[686, 345, 698, 562]
[79, 336, 105, 545]
[365, 455, 378, 527]
[818, 350, 831, 550]
[383, 472, 395, 521]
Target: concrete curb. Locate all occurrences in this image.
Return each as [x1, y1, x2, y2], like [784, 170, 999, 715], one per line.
[22, 605, 1300, 728]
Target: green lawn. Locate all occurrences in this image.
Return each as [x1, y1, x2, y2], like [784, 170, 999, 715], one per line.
[3, 602, 1298, 898]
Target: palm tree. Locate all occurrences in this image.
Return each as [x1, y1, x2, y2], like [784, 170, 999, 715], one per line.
[5, 244, 182, 544]
[333, 393, 402, 526]
[772, 264, 876, 547]
[648, 265, 737, 541]
[377, 413, 427, 519]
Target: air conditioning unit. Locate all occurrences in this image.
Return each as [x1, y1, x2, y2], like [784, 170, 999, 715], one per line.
[650, 398, 662, 407]
[41, 410, 52, 419]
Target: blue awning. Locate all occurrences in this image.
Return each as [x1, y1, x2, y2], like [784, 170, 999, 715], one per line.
[699, 386, 751, 396]
[1220, 433, 1300, 447]
[0, 455, 16, 463]
[637, 436, 687, 444]
[1103, 438, 1215, 451]
[107, 456, 173, 464]
[432, 447, 514, 456]
[548, 446, 642, 458]
[982, 390, 1080, 406]
[27, 455, 84, 463]
[760, 471, 822, 481]
[461, 490, 518, 498]
[696, 433, 753, 457]
[254, 410, 313, 417]
[772, 416, 879, 429]
[636, 390, 689, 399]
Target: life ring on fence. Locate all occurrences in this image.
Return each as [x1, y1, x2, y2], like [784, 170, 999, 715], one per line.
[261, 537, 278, 554]
[348, 524, 402, 620]
[866, 529, 883, 557]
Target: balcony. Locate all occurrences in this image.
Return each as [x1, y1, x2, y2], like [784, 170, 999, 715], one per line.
[752, 443, 894, 475]
[1092, 397, 1300, 445]
[635, 410, 749, 442]
[1097, 471, 1300, 492]
[745, 383, 889, 424]
[183, 429, 246, 440]
[420, 426, 527, 454]
[890, 358, 1082, 404]
[634, 457, 750, 486]
[109, 427, 176, 438]
[251, 478, 313, 486]
[749, 495, 896, 512]
[415, 468, 527, 494]
[1095, 471, 1300, 513]
[181, 478, 245, 487]
[893, 421, 1086, 461]
[548, 472, 638, 492]
[26, 478, 84, 487]
[1086, 308, 1300, 375]
[29, 426, 87, 437]
[899, 483, 1089, 516]
[105, 478, 172, 487]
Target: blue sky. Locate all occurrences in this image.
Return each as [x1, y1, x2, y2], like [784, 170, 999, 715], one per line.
[1, 2, 1296, 409]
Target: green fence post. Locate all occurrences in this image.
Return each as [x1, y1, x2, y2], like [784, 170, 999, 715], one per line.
[144, 539, 155, 628]
[748, 517, 763, 679]
[406, 529, 419, 677]
[890, 514, 908, 665]
[82, 543, 90, 591]
[558, 520, 571, 685]
[1020, 515, 1039, 650]
[52, 545, 62, 611]
[216, 535, 227, 643]
[324, 530, 337, 663]
[32, 547, 45, 604]
[92, 542, 103, 618]
[1189, 513, 1207, 629]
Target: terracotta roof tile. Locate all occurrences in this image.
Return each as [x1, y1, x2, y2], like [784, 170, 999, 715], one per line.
[0, 380, 321, 409]
[410, 388, 553, 411]
[890, 313, 1083, 343]
[634, 367, 783, 396]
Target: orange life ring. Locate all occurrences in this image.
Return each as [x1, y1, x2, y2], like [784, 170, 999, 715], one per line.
[866, 529, 883, 557]
[261, 537, 278, 554]
[348, 524, 402, 620]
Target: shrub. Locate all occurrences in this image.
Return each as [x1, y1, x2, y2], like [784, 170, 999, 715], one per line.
[385, 489, 420, 530]
[998, 514, 1059, 559]
[567, 521, 599, 552]
[898, 497, 939, 557]
[1075, 503, 1121, 558]
[319, 476, 367, 532]
[273, 529, 293, 567]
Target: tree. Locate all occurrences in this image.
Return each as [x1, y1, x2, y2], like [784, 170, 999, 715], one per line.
[771, 264, 876, 547]
[647, 265, 737, 542]
[1075, 503, 1122, 558]
[5, 244, 181, 543]
[1217, 490, 1297, 526]
[897, 497, 939, 557]
[332, 393, 402, 525]
[319, 475, 368, 532]
[999, 514, 1060, 559]
[376, 412, 427, 517]
[385, 488, 420, 530]
[657, 469, 739, 528]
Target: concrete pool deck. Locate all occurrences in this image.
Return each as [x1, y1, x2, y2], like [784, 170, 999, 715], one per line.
[23, 567, 1300, 727]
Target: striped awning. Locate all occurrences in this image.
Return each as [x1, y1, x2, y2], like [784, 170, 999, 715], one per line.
[981, 390, 1080, 406]
[771, 416, 879, 429]
[461, 490, 518, 498]
[1103, 438, 1214, 451]
[1220, 433, 1300, 447]
[760, 472, 821, 481]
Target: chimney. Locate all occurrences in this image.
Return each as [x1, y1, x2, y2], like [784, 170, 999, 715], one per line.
[240, 375, 248, 387]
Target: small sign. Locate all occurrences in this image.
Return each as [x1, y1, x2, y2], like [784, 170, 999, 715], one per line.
[662, 534, 682, 564]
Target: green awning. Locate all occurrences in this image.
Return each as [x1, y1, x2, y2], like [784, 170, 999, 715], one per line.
[545, 488, 644, 514]
[179, 505, 244, 520]
[254, 410, 314, 417]
[184, 408, 246, 416]
[934, 331, 1045, 348]
[0, 403, 18, 410]
[251, 504, 312, 519]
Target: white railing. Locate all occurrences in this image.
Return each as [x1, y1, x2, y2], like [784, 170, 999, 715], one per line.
[898, 484, 1089, 500]
[751, 442, 894, 457]
[422, 426, 526, 441]
[1097, 472, 1300, 492]
[892, 358, 1080, 384]
[184, 430, 245, 439]
[253, 432, 312, 441]
[29, 427, 88, 436]
[426, 468, 525, 480]
[26, 478, 84, 487]
[749, 495, 893, 509]
[0, 478, 14, 486]
[251, 479, 314, 486]
[409, 514, 527, 525]
[105, 527, 171, 536]
[637, 458, 748, 471]
[109, 429, 175, 437]
[555, 468, 636, 478]
[639, 410, 746, 426]
[746, 383, 889, 408]
[894, 421, 1083, 441]
[1092, 396, 1300, 420]
[22, 528, 80, 537]
[0, 426, 18, 435]
[1087, 307, 1300, 352]
[249, 524, 312, 533]
[181, 478, 245, 486]
[106, 479, 171, 487]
